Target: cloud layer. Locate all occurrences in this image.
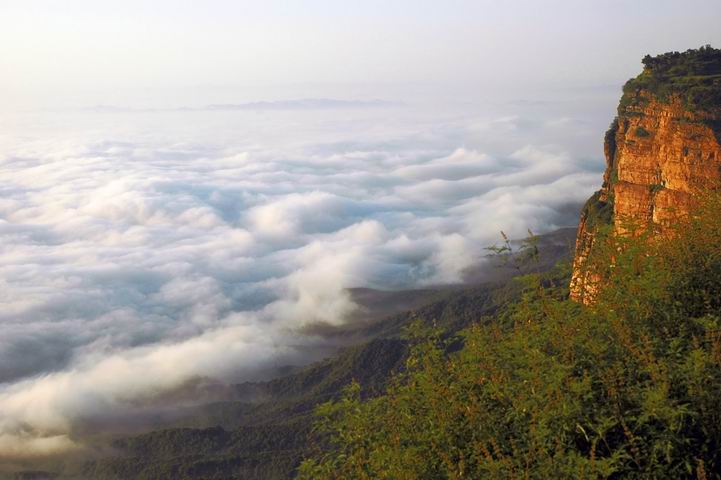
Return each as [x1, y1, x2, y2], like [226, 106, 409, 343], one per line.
[0, 103, 604, 458]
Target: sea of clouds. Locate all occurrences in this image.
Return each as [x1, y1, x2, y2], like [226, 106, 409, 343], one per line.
[0, 99, 609, 457]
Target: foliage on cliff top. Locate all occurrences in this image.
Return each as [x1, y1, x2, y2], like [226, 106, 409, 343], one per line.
[579, 190, 613, 237]
[620, 45, 721, 114]
[299, 191, 721, 479]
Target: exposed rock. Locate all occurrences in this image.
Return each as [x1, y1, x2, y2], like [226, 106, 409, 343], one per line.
[571, 47, 721, 303]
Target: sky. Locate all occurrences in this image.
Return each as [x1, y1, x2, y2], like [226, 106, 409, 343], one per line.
[1, 0, 721, 109]
[1, 0, 721, 464]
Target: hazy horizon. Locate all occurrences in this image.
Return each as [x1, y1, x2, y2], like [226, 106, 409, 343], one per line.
[2, 1, 721, 110]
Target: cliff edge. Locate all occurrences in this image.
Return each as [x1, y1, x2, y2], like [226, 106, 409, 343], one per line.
[571, 46, 721, 302]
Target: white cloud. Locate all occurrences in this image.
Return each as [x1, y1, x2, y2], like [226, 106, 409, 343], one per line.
[394, 148, 498, 181]
[0, 105, 603, 459]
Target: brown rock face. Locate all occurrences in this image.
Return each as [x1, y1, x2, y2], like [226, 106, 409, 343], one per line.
[570, 93, 721, 303]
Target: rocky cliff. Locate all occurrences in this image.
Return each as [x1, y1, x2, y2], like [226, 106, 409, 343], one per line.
[571, 46, 721, 302]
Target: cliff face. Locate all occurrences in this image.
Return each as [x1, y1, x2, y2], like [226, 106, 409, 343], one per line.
[571, 47, 721, 302]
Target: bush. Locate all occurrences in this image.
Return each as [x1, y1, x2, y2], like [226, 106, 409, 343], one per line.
[621, 45, 721, 114]
[635, 126, 651, 137]
[299, 192, 721, 479]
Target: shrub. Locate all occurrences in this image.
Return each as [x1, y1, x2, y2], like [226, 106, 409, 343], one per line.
[299, 192, 721, 479]
[621, 46, 721, 114]
[635, 126, 651, 137]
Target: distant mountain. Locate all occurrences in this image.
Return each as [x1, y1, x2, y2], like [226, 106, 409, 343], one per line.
[201, 99, 404, 111]
[76, 99, 403, 114]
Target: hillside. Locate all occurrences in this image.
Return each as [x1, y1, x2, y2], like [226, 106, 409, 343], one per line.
[67, 230, 574, 480]
[76, 287, 519, 479]
[297, 47, 721, 479]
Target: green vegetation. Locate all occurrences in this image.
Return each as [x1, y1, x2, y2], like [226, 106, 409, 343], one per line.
[580, 191, 613, 232]
[603, 118, 620, 191]
[634, 126, 651, 138]
[620, 45, 721, 114]
[83, 425, 309, 480]
[80, 339, 410, 480]
[650, 183, 665, 194]
[299, 192, 721, 479]
[605, 118, 619, 161]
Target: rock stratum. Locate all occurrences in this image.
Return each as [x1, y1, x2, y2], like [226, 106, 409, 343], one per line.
[571, 46, 721, 302]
